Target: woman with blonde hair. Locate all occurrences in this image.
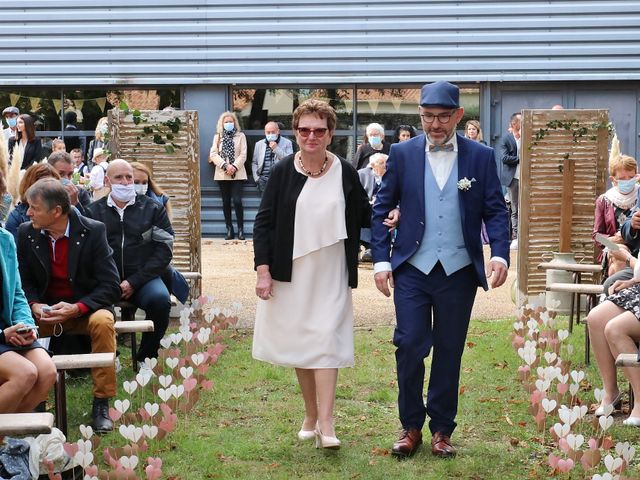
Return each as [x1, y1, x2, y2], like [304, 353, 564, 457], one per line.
[208, 111, 247, 240]
[87, 117, 109, 167]
[464, 119, 485, 144]
[131, 161, 172, 219]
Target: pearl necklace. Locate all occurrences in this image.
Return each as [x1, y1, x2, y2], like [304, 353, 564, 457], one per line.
[298, 154, 329, 177]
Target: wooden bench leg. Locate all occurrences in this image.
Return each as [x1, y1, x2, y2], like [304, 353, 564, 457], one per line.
[54, 371, 68, 436]
[121, 307, 138, 372]
[568, 290, 576, 333]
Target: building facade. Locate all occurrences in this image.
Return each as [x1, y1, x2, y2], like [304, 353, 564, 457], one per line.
[4, 1, 640, 235]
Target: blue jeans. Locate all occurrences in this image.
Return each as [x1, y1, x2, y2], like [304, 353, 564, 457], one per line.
[131, 277, 171, 362]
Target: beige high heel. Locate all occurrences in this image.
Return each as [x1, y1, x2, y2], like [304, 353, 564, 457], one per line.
[297, 429, 316, 441]
[315, 427, 340, 449]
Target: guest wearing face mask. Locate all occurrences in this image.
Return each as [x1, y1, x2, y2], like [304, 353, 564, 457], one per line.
[209, 111, 247, 240]
[593, 155, 639, 287]
[251, 121, 294, 195]
[131, 161, 172, 220]
[8, 114, 44, 170]
[3, 107, 19, 141]
[353, 123, 391, 170]
[85, 159, 174, 369]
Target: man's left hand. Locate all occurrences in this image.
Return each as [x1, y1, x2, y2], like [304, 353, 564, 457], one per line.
[65, 183, 79, 206]
[120, 280, 135, 300]
[45, 302, 80, 323]
[486, 261, 508, 288]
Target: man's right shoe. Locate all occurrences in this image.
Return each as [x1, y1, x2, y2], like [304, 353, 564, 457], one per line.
[225, 227, 235, 240]
[91, 397, 113, 433]
[391, 428, 422, 458]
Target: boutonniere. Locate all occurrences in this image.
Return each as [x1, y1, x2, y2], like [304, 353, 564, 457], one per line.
[457, 177, 476, 191]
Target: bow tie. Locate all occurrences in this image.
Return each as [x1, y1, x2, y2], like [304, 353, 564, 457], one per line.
[429, 143, 454, 152]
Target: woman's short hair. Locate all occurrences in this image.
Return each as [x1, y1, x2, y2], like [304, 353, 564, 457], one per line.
[369, 152, 388, 166]
[25, 178, 71, 215]
[292, 99, 337, 132]
[19, 163, 60, 201]
[609, 154, 638, 176]
[216, 111, 242, 134]
[366, 123, 385, 137]
[18, 114, 37, 142]
[464, 119, 484, 142]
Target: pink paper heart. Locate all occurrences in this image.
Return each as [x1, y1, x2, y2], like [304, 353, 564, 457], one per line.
[197, 364, 209, 375]
[147, 457, 162, 469]
[85, 465, 99, 477]
[183, 377, 197, 392]
[109, 407, 123, 422]
[557, 383, 569, 395]
[62, 442, 79, 457]
[201, 379, 214, 391]
[557, 458, 574, 473]
[548, 453, 560, 469]
[511, 335, 525, 349]
[558, 437, 570, 454]
[138, 408, 151, 421]
[588, 438, 598, 450]
[146, 465, 162, 480]
[530, 390, 545, 406]
[160, 403, 173, 417]
[178, 357, 187, 368]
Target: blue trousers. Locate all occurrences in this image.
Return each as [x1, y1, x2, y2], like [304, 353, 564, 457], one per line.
[393, 262, 477, 436]
[131, 277, 171, 362]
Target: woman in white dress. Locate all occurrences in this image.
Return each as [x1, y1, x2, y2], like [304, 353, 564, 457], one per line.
[252, 99, 371, 449]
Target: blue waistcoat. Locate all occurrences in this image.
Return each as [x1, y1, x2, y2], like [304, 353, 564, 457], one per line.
[408, 157, 472, 276]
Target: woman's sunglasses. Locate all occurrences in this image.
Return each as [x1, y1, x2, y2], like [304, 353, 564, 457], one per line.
[296, 127, 328, 138]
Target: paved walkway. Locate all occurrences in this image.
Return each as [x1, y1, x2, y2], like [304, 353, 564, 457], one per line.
[201, 239, 518, 328]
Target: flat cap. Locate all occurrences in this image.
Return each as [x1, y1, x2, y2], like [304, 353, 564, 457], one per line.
[2, 106, 19, 116]
[420, 81, 459, 109]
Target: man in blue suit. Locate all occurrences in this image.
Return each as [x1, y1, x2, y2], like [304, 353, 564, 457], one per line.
[371, 81, 510, 458]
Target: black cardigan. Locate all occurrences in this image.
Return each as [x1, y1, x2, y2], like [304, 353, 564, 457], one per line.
[253, 154, 371, 288]
[8, 138, 44, 170]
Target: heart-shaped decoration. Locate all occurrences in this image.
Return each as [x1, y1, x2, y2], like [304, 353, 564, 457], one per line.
[599, 415, 614, 432]
[144, 402, 160, 417]
[179, 366, 194, 379]
[517, 347, 527, 361]
[79, 424, 93, 439]
[73, 450, 93, 468]
[137, 369, 153, 385]
[566, 433, 584, 450]
[558, 329, 569, 342]
[569, 383, 579, 397]
[535, 379, 550, 392]
[594, 388, 605, 403]
[558, 407, 572, 425]
[77, 439, 92, 454]
[556, 458, 574, 473]
[183, 330, 194, 342]
[119, 455, 139, 470]
[591, 474, 614, 480]
[573, 405, 588, 419]
[604, 454, 623, 473]
[183, 377, 197, 392]
[553, 422, 570, 438]
[557, 373, 569, 384]
[601, 404, 614, 418]
[541, 398, 557, 413]
[142, 357, 158, 370]
[197, 328, 211, 344]
[123, 380, 138, 395]
[570, 370, 585, 384]
[114, 399, 130, 414]
[544, 352, 558, 364]
[524, 351, 536, 366]
[158, 375, 173, 388]
[159, 337, 172, 349]
[170, 333, 182, 345]
[191, 352, 206, 366]
[142, 424, 159, 439]
[566, 344, 574, 355]
[173, 384, 185, 399]
[624, 445, 636, 463]
[616, 441, 630, 456]
[166, 357, 179, 370]
[158, 388, 171, 402]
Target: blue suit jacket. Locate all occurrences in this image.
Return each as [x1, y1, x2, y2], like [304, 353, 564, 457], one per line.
[371, 134, 510, 291]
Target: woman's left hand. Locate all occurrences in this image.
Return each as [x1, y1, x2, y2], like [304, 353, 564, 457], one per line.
[608, 279, 636, 295]
[383, 208, 400, 231]
[5, 324, 36, 347]
[256, 267, 273, 300]
[226, 165, 237, 176]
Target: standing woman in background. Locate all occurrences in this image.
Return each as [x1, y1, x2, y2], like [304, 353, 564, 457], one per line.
[8, 114, 43, 170]
[87, 117, 109, 168]
[209, 112, 247, 240]
[392, 125, 417, 144]
[464, 119, 486, 145]
[252, 99, 371, 449]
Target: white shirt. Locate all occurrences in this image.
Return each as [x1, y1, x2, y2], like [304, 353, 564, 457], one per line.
[89, 162, 108, 189]
[107, 193, 136, 220]
[374, 134, 508, 275]
[514, 133, 521, 180]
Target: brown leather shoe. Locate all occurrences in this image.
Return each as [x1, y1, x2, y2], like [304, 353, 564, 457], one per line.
[431, 431, 456, 458]
[391, 428, 422, 458]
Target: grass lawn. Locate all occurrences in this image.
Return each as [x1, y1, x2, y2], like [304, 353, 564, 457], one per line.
[60, 318, 640, 479]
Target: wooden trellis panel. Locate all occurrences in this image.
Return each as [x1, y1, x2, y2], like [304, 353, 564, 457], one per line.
[108, 109, 202, 298]
[517, 109, 609, 304]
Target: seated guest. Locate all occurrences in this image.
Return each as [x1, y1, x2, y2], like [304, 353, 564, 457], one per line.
[5, 163, 60, 240]
[251, 121, 294, 195]
[17, 178, 120, 431]
[586, 252, 640, 425]
[48, 151, 92, 214]
[86, 159, 174, 368]
[353, 123, 390, 170]
[131, 161, 172, 219]
[0, 226, 57, 413]
[593, 155, 638, 283]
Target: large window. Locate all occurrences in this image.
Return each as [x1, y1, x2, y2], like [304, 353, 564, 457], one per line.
[232, 85, 480, 166]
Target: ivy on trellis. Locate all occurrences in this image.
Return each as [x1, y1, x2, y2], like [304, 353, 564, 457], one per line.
[530, 119, 614, 161]
[119, 101, 183, 154]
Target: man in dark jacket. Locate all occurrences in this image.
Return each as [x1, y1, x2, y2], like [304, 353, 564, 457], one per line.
[47, 151, 92, 215]
[85, 159, 173, 369]
[17, 178, 120, 432]
[497, 112, 521, 246]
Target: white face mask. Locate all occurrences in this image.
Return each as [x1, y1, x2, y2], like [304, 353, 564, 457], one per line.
[110, 183, 136, 203]
[134, 183, 148, 195]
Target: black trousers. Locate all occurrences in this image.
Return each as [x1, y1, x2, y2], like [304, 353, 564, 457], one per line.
[218, 180, 244, 230]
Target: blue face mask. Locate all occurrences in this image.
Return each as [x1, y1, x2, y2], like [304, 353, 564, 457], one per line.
[617, 178, 637, 194]
[266, 134, 278, 142]
[6, 118, 16, 128]
[369, 136, 382, 147]
[223, 122, 235, 132]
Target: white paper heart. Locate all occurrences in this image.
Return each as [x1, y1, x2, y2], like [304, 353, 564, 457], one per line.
[191, 353, 205, 366]
[159, 337, 172, 349]
[144, 402, 159, 417]
[566, 344, 574, 355]
[602, 404, 614, 417]
[604, 454, 623, 473]
[136, 370, 152, 387]
[158, 374, 173, 388]
[594, 388, 605, 403]
[142, 424, 159, 439]
[569, 383, 579, 397]
[170, 333, 182, 345]
[123, 380, 138, 395]
[182, 330, 193, 342]
[73, 450, 93, 468]
[553, 422, 569, 438]
[119, 455, 139, 470]
[544, 352, 557, 364]
[542, 398, 557, 413]
[624, 446, 636, 463]
[592, 474, 614, 480]
[79, 424, 93, 439]
[573, 405, 588, 419]
[557, 373, 569, 384]
[566, 433, 584, 450]
[517, 347, 526, 361]
[166, 357, 179, 370]
[179, 366, 194, 379]
[558, 407, 571, 425]
[114, 399, 130, 414]
[524, 351, 536, 366]
[615, 441, 629, 456]
[570, 370, 585, 384]
[174, 384, 185, 399]
[158, 388, 171, 402]
[527, 319, 538, 332]
[77, 439, 92, 454]
[142, 357, 158, 370]
[599, 415, 614, 432]
[558, 329, 569, 342]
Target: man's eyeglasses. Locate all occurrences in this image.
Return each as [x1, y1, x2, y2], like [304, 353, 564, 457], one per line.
[296, 127, 328, 138]
[420, 111, 457, 124]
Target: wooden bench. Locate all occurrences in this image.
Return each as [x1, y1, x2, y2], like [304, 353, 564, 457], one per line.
[52, 352, 115, 436]
[114, 320, 154, 334]
[615, 353, 640, 411]
[0, 413, 54, 436]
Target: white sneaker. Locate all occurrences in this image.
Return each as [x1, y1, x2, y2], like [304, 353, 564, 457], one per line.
[510, 239, 518, 250]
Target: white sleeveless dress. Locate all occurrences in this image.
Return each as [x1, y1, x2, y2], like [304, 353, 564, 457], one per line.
[252, 155, 355, 368]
